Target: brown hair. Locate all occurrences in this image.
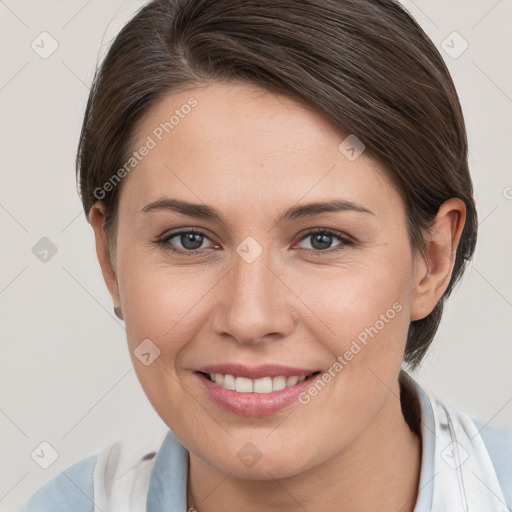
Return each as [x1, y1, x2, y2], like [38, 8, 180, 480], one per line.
[76, 0, 477, 369]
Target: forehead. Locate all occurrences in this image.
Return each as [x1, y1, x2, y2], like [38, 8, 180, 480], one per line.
[119, 81, 399, 220]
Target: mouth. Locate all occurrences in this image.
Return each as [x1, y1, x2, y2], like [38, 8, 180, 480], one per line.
[196, 370, 322, 394]
[194, 363, 324, 416]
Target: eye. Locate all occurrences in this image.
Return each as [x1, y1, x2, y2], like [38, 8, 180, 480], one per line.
[155, 227, 354, 257]
[295, 228, 354, 253]
[156, 229, 216, 256]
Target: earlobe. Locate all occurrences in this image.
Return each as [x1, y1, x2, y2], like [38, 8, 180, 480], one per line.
[89, 202, 121, 308]
[410, 198, 466, 321]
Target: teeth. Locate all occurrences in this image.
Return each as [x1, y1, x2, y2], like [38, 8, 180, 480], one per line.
[235, 377, 253, 393]
[286, 376, 299, 386]
[206, 373, 310, 393]
[222, 374, 235, 390]
[254, 377, 273, 393]
[272, 376, 286, 391]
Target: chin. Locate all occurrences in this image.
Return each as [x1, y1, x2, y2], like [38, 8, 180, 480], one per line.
[219, 457, 311, 481]
[194, 439, 318, 481]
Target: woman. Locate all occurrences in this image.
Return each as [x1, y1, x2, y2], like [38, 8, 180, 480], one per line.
[19, 0, 511, 511]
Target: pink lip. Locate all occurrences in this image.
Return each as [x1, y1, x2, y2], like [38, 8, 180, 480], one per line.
[195, 363, 318, 380]
[195, 368, 321, 417]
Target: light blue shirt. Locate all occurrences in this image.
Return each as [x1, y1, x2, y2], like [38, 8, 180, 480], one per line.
[18, 372, 512, 511]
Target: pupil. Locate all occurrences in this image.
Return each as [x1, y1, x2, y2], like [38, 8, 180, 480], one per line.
[312, 233, 332, 250]
[182, 233, 203, 250]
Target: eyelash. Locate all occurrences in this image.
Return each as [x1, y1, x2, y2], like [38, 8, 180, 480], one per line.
[155, 228, 355, 257]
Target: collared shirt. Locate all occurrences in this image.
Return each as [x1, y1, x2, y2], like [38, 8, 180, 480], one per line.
[18, 372, 512, 511]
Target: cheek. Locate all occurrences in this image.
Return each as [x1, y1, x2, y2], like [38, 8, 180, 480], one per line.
[293, 247, 412, 350]
[117, 257, 207, 423]
[118, 253, 216, 348]
[289, 246, 414, 418]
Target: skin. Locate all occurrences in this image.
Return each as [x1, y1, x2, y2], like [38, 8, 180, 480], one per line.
[89, 81, 466, 512]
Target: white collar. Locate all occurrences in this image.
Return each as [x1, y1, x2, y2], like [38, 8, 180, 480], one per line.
[407, 371, 508, 511]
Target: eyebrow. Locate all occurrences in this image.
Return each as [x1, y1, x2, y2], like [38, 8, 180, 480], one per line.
[141, 198, 375, 224]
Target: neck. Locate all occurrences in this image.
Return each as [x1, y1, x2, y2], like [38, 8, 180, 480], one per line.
[187, 377, 422, 512]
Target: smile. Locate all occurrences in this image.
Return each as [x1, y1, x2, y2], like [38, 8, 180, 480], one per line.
[199, 372, 320, 393]
[195, 366, 323, 417]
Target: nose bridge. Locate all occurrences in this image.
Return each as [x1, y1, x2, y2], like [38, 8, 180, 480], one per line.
[212, 244, 294, 344]
[233, 246, 275, 303]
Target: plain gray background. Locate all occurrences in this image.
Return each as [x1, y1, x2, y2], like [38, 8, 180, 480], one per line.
[0, 1, 511, 510]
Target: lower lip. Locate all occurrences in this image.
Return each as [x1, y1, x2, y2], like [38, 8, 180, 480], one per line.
[196, 372, 320, 417]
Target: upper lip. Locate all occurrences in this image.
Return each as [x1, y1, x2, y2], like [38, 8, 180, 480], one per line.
[196, 364, 320, 380]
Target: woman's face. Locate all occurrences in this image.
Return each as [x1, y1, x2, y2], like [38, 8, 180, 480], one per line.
[97, 81, 429, 478]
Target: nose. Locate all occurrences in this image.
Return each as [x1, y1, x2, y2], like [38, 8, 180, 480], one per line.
[210, 247, 296, 346]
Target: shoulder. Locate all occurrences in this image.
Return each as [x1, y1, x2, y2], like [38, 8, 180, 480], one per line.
[405, 373, 512, 509]
[18, 426, 169, 512]
[92, 426, 167, 510]
[470, 415, 512, 503]
[17, 453, 98, 512]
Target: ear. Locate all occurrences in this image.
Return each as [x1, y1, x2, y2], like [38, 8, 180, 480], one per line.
[410, 198, 467, 321]
[89, 201, 121, 308]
